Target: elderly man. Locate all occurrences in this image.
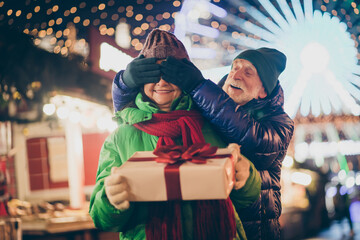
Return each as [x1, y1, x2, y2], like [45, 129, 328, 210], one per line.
[112, 47, 294, 240]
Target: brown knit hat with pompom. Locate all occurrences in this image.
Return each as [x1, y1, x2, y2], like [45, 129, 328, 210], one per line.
[139, 29, 190, 60]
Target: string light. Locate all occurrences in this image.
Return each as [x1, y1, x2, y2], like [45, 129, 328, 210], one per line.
[1, 0, 360, 120]
[45, 95, 117, 132]
[1, 1, 182, 62]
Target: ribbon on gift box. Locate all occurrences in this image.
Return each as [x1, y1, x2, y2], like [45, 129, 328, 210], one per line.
[129, 143, 232, 200]
[153, 143, 218, 164]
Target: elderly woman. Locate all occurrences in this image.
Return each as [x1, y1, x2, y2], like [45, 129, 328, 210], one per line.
[89, 29, 261, 240]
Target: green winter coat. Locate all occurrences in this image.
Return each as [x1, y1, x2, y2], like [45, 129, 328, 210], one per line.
[89, 93, 261, 240]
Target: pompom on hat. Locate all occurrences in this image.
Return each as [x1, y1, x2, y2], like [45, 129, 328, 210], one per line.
[139, 28, 190, 60]
[234, 47, 286, 95]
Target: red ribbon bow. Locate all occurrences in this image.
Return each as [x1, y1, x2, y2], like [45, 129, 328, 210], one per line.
[153, 143, 218, 164]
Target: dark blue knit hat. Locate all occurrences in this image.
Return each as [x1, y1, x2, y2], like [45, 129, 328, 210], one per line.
[235, 47, 286, 95]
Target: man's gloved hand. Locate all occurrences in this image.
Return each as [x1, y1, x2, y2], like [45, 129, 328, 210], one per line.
[105, 167, 131, 210]
[227, 143, 250, 190]
[123, 55, 161, 88]
[160, 56, 205, 93]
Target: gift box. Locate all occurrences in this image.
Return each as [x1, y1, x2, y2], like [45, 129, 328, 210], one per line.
[117, 144, 235, 201]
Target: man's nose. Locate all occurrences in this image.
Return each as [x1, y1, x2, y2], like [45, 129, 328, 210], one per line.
[233, 69, 243, 79]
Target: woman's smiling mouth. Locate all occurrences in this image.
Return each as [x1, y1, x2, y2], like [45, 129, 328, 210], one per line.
[154, 89, 173, 94]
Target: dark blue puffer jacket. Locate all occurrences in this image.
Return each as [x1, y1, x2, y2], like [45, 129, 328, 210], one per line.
[191, 79, 294, 240]
[112, 71, 138, 112]
[112, 72, 294, 240]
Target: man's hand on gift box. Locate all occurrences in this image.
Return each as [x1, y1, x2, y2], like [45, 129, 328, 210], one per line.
[227, 143, 250, 190]
[105, 167, 131, 210]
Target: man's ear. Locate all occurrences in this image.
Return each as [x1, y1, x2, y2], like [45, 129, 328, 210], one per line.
[258, 87, 267, 99]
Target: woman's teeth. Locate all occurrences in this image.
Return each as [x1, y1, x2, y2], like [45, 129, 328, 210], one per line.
[155, 90, 172, 93]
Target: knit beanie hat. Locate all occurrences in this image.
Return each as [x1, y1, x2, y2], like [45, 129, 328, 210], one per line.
[139, 29, 190, 60]
[235, 47, 286, 95]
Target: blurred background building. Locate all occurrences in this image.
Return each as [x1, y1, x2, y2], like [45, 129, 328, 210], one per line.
[0, 0, 360, 239]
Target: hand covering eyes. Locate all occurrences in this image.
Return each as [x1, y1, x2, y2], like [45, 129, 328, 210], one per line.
[160, 56, 206, 93]
[122, 55, 161, 88]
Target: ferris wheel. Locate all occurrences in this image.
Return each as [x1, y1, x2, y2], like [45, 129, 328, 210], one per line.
[174, 0, 360, 118]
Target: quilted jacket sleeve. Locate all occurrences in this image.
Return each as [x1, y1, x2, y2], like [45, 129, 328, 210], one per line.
[112, 70, 138, 112]
[89, 133, 135, 232]
[190, 80, 294, 170]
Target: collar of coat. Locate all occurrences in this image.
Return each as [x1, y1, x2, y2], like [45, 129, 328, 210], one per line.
[115, 92, 193, 125]
[242, 81, 286, 120]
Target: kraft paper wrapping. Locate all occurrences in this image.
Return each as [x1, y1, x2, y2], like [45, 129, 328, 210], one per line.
[117, 148, 235, 201]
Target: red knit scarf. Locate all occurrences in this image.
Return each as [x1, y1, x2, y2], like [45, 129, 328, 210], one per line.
[134, 110, 236, 240]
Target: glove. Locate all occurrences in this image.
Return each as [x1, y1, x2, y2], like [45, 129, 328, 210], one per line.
[227, 144, 250, 190]
[123, 55, 161, 88]
[160, 56, 205, 93]
[104, 167, 130, 210]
